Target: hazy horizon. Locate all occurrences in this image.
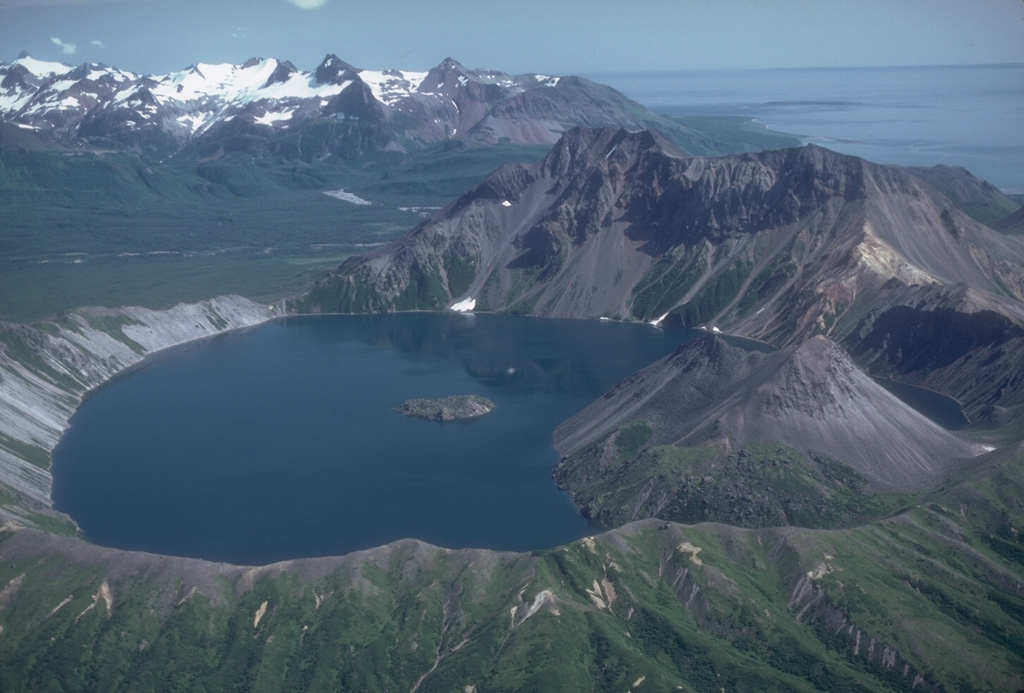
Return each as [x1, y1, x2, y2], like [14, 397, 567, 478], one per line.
[1, 0, 1021, 76]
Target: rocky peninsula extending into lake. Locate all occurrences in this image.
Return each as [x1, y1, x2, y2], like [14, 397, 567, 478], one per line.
[396, 395, 496, 422]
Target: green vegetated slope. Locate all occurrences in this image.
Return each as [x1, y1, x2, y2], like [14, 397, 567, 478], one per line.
[550, 333, 986, 530]
[905, 164, 1021, 227]
[0, 142, 550, 322]
[0, 114, 816, 324]
[4, 114, 1024, 690]
[556, 438, 913, 531]
[0, 442, 1022, 691]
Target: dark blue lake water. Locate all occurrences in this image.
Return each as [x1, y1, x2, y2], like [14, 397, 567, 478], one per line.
[589, 64, 1024, 194]
[53, 314, 697, 565]
[873, 377, 968, 431]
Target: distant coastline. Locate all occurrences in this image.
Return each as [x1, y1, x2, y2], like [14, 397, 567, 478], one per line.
[588, 64, 1024, 194]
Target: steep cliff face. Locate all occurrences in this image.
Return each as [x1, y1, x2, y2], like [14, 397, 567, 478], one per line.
[0, 296, 276, 515]
[295, 127, 1024, 414]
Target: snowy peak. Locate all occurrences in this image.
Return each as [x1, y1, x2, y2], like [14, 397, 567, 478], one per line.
[421, 57, 474, 93]
[2, 59, 142, 127]
[8, 55, 74, 81]
[314, 54, 360, 85]
[356, 67, 427, 106]
[262, 60, 299, 88]
[0, 53, 689, 160]
[152, 59, 296, 104]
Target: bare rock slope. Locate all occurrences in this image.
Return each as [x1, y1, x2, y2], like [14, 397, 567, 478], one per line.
[296, 127, 1024, 416]
[555, 334, 981, 493]
[0, 296, 276, 517]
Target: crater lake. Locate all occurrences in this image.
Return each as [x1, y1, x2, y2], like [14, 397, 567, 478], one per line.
[52, 313, 695, 565]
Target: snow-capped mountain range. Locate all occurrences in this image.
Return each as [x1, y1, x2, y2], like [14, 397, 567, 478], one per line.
[0, 53, 689, 161]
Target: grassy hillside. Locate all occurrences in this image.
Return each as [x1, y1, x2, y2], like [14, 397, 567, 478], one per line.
[556, 436, 915, 530]
[0, 442, 1021, 690]
[904, 164, 1021, 227]
[1, 116, 811, 323]
[3, 117, 1022, 690]
[0, 144, 550, 322]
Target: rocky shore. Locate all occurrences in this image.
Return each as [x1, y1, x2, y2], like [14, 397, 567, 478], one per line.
[0, 296, 278, 522]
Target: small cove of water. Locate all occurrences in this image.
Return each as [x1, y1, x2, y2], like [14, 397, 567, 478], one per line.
[873, 377, 969, 431]
[53, 314, 698, 565]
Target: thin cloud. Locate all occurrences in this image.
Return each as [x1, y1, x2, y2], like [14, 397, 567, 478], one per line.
[91, 39, 106, 48]
[286, 0, 328, 8]
[6, 0, 154, 5]
[50, 36, 77, 54]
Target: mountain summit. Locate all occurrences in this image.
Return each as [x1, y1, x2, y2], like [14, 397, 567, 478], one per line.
[295, 127, 1024, 416]
[0, 54, 702, 161]
[555, 334, 981, 493]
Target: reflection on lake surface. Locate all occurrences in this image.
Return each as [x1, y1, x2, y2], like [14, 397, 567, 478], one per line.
[53, 314, 698, 565]
[53, 314, 965, 565]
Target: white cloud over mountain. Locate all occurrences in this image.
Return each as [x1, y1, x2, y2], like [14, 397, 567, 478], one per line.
[49, 37, 77, 55]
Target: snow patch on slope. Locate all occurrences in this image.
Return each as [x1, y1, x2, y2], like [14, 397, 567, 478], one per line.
[450, 297, 476, 312]
[358, 69, 428, 105]
[151, 59, 349, 108]
[324, 189, 371, 205]
[255, 109, 295, 126]
[12, 56, 72, 79]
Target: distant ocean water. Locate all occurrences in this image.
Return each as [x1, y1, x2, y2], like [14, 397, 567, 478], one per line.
[588, 64, 1024, 194]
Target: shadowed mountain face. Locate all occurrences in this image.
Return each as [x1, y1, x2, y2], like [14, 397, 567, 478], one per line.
[994, 205, 1024, 235]
[296, 127, 1024, 415]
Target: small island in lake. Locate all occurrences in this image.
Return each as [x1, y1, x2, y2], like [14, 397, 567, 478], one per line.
[396, 395, 496, 422]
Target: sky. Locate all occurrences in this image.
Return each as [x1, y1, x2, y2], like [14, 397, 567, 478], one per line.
[0, 0, 1022, 76]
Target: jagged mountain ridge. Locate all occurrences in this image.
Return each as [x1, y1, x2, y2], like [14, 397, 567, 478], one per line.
[0, 53, 705, 161]
[295, 127, 1024, 415]
[554, 334, 980, 493]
